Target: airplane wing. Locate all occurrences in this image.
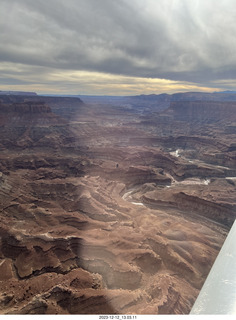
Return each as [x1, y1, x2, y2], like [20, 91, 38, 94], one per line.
[190, 219, 236, 314]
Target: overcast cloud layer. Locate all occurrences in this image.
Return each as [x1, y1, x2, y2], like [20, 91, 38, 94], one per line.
[1, 0, 236, 94]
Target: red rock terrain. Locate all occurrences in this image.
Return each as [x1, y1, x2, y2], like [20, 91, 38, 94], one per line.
[0, 95, 235, 314]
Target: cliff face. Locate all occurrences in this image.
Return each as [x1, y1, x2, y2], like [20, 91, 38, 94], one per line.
[0, 100, 70, 149]
[0, 95, 85, 120]
[0, 101, 51, 114]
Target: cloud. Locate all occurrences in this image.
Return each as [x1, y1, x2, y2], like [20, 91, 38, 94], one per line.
[0, 0, 236, 93]
[0, 62, 222, 95]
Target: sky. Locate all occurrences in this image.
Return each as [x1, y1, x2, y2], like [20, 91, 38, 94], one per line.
[0, 0, 236, 96]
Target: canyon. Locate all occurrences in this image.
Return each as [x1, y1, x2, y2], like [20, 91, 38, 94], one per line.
[0, 92, 236, 314]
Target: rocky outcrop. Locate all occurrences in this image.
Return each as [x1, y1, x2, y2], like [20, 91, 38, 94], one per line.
[173, 192, 235, 227]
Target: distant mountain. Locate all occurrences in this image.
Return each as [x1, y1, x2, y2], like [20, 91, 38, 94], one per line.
[171, 91, 236, 101]
[122, 91, 236, 113]
[128, 91, 236, 102]
[214, 90, 236, 94]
